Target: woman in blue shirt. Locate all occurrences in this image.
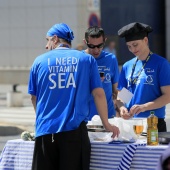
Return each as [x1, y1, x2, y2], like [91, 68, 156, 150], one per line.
[116, 22, 170, 132]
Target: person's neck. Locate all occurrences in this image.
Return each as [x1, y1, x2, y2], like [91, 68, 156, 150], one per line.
[85, 49, 89, 54]
[84, 49, 100, 59]
[57, 43, 70, 48]
[137, 48, 150, 61]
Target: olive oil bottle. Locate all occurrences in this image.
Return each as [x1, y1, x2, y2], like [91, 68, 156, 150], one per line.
[147, 111, 158, 145]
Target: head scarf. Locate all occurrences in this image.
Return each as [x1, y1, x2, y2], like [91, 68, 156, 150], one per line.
[46, 23, 74, 42]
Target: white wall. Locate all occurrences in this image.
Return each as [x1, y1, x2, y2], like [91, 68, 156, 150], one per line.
[0, 0, 89, 68]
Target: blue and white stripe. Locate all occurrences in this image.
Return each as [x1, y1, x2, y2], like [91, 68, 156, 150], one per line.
[0, 139, 168, 170]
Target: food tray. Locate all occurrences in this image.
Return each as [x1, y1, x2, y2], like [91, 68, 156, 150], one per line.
[87, 125, 108, 132]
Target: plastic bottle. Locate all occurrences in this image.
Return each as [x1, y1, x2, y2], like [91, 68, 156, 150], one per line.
[147, 111, 158, 145]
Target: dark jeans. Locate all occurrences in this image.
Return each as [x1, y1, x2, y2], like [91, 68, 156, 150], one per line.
[32, 121, 91, 170]
[158, 118, 167, 132]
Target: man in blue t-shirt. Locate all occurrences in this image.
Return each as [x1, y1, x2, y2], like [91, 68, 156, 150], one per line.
[83, 26, 119, 120]
[28, 23, 119, 170]
[116, 22, 170, 132]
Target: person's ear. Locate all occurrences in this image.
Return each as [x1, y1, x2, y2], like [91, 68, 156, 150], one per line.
[52, 35, 59, 44]
[104, 37, 107, 43]
[83, 39, 87, 45]
[144, 37, 148, 44]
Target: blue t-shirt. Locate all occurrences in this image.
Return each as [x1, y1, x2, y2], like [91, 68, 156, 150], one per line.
[85, 50, 119, 119]
[118, 53, 170, 118]
[28, 48, 102, 137]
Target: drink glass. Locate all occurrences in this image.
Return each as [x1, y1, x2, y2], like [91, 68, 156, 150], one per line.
[133, 119, 144, 138]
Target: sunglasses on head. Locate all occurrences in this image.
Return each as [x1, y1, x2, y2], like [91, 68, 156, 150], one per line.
[86, 42, 105, 49]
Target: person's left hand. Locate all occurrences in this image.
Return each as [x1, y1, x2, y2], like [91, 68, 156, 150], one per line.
[103, 122, 120, 139]
[129, 104, 146, 116]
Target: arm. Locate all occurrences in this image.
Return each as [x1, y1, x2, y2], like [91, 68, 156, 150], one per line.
[92, 87, 120, 138]
[30, 95, 36, 112]
[112, 83, 118, 100]
[116, 95, 131, 119]
[112, 83, 121, 117]
[130, 86, 170, 115]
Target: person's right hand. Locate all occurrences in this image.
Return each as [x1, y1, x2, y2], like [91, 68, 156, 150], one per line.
[119, 106, 131, 119]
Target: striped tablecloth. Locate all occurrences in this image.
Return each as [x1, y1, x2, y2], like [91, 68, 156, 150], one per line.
[0, 139, 168, 170]
[90, 142, 128, 170]
[130, 145, 169, 170]
[0, 139, 34, 170]
[90, 142, 146, 170]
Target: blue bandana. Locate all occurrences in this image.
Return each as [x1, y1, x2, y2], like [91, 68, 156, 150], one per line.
[46, 23, 74, 42]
